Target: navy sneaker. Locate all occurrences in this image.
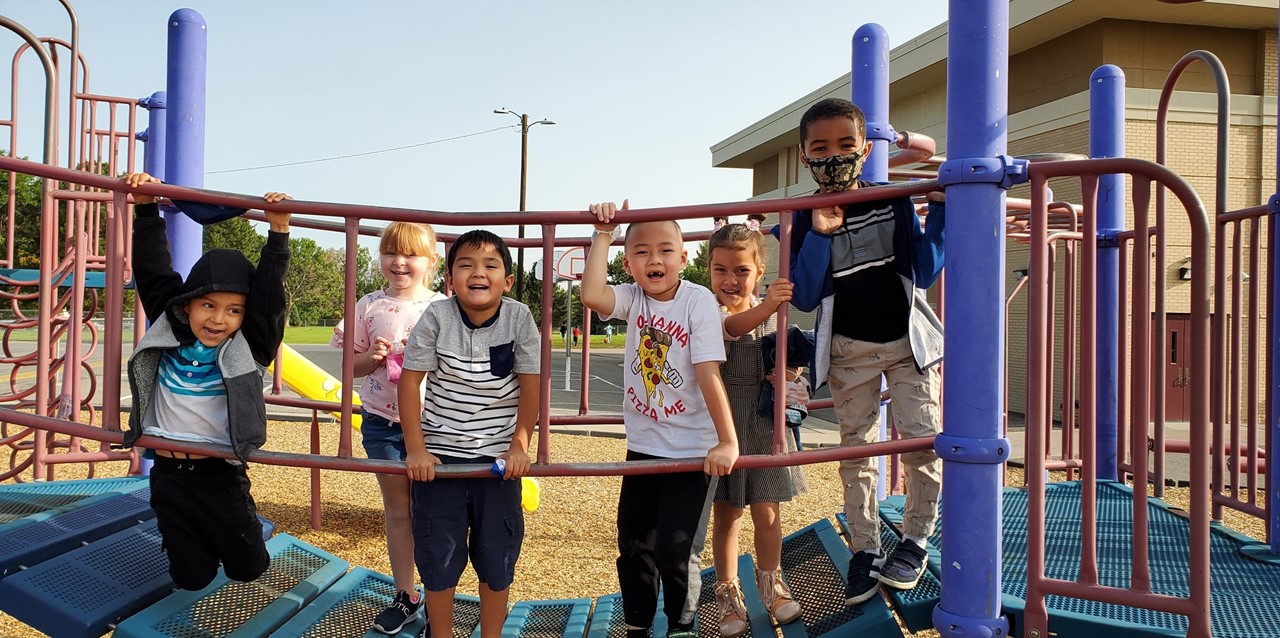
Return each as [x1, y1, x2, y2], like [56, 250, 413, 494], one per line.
[374, 589, 421, 634]
[878, 539, 928, 590]
[844, 550, 882, 605]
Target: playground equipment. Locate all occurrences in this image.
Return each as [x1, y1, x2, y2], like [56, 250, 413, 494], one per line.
[0, 1, 1276, 637]
[270, 344, 363, 432]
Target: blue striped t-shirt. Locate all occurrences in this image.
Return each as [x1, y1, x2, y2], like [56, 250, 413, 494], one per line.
[142, 341, 233, 446]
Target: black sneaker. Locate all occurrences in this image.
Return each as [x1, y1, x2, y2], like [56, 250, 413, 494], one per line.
[878, 539, 928, 590]
[844, 550, 882, 605]
[374, 589, 421, 634]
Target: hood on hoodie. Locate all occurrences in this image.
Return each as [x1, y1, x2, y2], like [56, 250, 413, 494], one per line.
[168, 249, 256, 324]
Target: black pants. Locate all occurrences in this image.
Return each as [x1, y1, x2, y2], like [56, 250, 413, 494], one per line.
[150, 456, 269, 591]
[616, 450, 716, 631]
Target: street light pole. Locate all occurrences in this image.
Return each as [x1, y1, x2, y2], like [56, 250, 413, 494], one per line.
[494, 108, 555, 302]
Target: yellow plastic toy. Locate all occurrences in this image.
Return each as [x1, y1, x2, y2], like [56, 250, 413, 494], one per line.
[270, 343, 363, 431]
[521, 477, 541, 512]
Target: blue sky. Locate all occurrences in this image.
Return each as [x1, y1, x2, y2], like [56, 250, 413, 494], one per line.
[5, 1, 948, 249]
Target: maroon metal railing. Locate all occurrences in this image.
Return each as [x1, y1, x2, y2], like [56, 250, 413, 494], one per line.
[1023, 157, 1212, 638]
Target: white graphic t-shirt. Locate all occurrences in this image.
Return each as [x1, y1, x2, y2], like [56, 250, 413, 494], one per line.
[606, 281, 726, 458]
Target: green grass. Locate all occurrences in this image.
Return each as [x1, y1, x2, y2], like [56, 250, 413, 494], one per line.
[283, 325, 338, 344]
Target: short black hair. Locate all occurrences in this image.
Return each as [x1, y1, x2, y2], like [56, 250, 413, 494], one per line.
[799, 98, 866, 145]
[447, 229, 512, 275]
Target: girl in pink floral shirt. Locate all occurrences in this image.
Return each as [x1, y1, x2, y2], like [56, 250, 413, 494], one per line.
[330, 221, 444, 634]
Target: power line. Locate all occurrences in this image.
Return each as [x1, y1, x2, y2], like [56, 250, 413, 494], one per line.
[204, 125, 515, 175]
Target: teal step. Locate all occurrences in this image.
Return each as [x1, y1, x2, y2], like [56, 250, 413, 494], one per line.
[0, 518, 172, 638]
[0, 486, 153, 580]
[778, 518, 901, 637]
[0, 476, 148, 525]
[586, 518, 901, 637]
[836, 509, 943, 633]
[114, 533, 348, 637]
[501, 598, 592, 637]
[271, 567, 482, 638]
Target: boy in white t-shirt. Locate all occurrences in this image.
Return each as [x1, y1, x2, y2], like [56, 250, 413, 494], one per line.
[581, 200, 739, 638]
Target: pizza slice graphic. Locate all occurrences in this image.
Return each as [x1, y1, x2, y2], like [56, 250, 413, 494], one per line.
[635, 326, 673, 406]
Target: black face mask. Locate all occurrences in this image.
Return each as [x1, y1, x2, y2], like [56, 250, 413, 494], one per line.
[804, 151, 866, 192]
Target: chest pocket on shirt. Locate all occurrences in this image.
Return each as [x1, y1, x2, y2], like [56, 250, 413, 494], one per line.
[490, 342, 516, 378]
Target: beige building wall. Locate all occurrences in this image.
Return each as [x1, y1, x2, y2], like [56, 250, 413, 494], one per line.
[740, 14, 1277, 427]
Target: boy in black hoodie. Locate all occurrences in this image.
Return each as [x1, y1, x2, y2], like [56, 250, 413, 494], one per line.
[122, 172, 291, 591]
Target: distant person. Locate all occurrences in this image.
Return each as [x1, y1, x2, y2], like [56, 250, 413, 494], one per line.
[572, 326, 581, 347]
[783, 97, 946, 605]
[121, 172, 291, 591]
[604, 323, 614, 344]
[705, 224, 806, 635]
[330, 221, 445, 634]
[398, 230, 541, 638]
[559, 324, 567, 343]
[581, 200, 738, 638]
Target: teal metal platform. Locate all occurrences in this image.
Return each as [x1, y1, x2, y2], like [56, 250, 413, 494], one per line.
[834, 511, 942, 633]
[0, 485, 153, 579]
[502, 598, 593, 637]
[878, 480, 1280, 638]
[777, 518, 900, 637]
[113, 533, 348, 637]
[269, 567, 481, 638]
[0, 476, 147, 525]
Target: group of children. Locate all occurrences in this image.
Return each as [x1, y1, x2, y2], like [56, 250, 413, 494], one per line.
[119, 95, 945, 638]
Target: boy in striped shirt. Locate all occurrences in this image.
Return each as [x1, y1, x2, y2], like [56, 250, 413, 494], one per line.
[398, 229, 541, 638]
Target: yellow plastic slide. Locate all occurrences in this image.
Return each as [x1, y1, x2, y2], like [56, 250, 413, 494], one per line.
[271, 343, 363, 431]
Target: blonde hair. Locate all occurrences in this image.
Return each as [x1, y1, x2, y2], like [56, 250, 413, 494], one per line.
[378, 222, 439, 283]
[708, 223, 766, 270]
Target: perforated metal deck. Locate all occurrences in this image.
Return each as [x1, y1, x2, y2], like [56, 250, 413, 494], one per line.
[114, 533, 348, 637]
[270, 567, 482, 638]
[834, 511, 942, 633]
[878, 480, 1280, 638]
[777, 518, 900, 637]
[0, 486, 153, 580]
[0, 476, 147, 525]
[502, 598, 592, 637]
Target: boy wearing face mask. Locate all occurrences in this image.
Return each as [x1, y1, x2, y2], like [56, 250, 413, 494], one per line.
[781, 97, 946, 606]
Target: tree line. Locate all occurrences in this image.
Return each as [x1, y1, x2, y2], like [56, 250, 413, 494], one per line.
[1, 155, 711, 328]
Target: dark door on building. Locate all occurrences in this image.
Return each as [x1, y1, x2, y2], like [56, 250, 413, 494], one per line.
[1162, 314, 1191, 421]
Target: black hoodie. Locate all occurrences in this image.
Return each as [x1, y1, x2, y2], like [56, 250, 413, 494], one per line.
[124, 202, 289, 461]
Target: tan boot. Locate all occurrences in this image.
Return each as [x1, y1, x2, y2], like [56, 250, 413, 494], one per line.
[714, 578, 749, 637]
[756, 568, 803, 625]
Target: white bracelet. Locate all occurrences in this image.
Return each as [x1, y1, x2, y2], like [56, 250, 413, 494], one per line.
[593, 227, 622, 242]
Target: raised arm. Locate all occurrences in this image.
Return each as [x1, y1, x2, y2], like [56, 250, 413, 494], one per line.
[124, 173, 182, 323]
[580, 200, 626, 316]
[911, 193, 946, 289]
[241, 192, 293, 366]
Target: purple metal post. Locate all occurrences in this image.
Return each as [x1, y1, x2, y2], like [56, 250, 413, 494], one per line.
[138, 91, 166, 180]
[1090, 65, 1125, 481]
[932, 1, 1012, 636]
[163, 9, 206, 276]
[852, 22, 894, 500]
[853, 23, 892, 183]
[135, 90, 165, 476]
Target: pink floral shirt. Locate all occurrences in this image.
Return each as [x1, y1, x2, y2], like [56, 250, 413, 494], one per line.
[330, 289, 446, 422]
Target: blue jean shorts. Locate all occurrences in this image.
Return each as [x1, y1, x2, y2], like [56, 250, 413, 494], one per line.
[411, 454, 524, 592]
[360, 411, 407, 461]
